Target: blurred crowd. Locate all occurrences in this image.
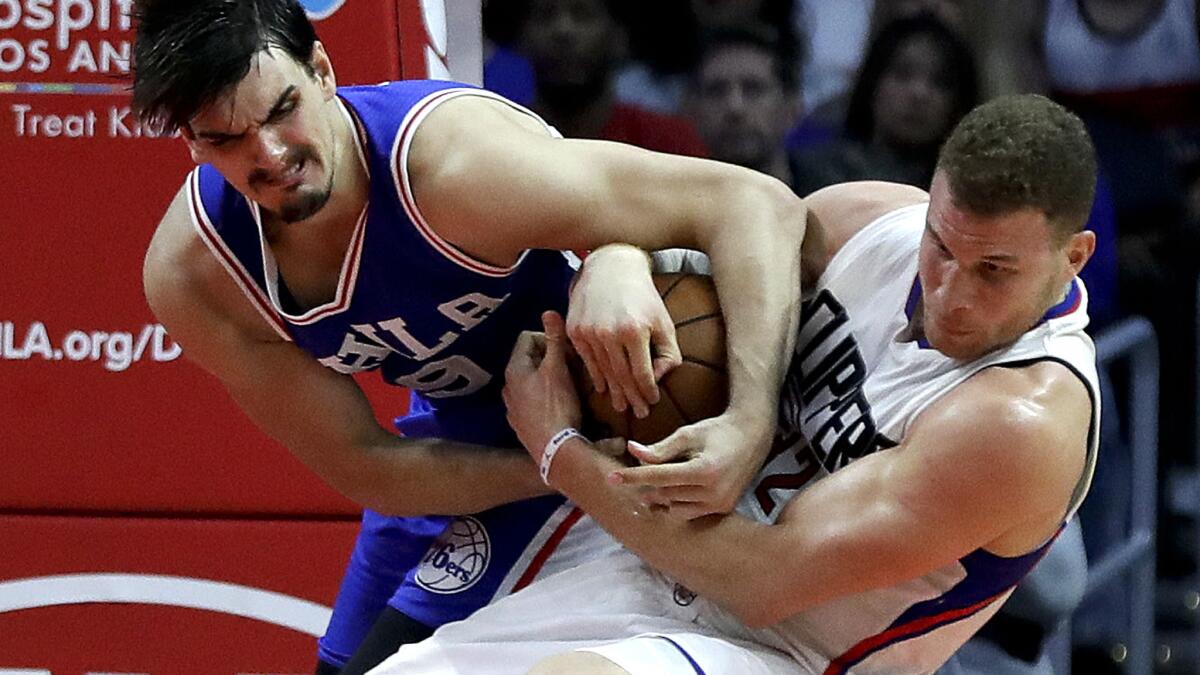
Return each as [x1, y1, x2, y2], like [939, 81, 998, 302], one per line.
[479, 0, 1200, 672]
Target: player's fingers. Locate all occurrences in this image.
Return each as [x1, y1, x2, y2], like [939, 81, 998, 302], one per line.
[628, 435, 691, 465]
[639, 490, 672, 509]
[600, 340, 638, 414]
[505, 330, 545, 374]
[571, 338, 606, 394]
[666, 501, 721, 521]
[644, 485, 711, 503]
[619, 324, 660, 407]
[607, 460, 703, 489]
[606, 376, 630, 414]
[651, 356, 679, 383]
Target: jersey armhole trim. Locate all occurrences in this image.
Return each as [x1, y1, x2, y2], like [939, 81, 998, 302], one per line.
[986, 355, 1100, 520]
[186, 169, 293, 342]
[390, 88, 555, 278]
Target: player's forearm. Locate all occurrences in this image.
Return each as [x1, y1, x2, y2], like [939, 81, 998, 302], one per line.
[700, 178, 804, 433]
[550, 439, 803, 627]
[296, 433, 550, 516]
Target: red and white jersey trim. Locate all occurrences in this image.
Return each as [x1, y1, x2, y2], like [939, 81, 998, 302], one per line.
[390, 87, 559, 278]
[489, 506, 620, 603]
[249, 202, 368, 326]
[250, 99, 370, 326]
[185, 169, 292, 342]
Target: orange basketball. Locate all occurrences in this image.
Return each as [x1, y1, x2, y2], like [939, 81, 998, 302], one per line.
[576, 273, 728, 443]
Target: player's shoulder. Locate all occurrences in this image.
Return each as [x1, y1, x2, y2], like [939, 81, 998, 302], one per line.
[801, 181, 929, 279]
[143, 177, 276, 342]
[144, 181, 213, 308]
[919, 361, 1091, 466]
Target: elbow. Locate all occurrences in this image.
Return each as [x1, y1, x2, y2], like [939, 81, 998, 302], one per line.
[337, 470, 422, 517]
[775, 187, 808, 249]
[742, 174, 807, 255]
[308, 448, 422, 518]
[731, 599, 788, 629]
[754, 171, 804, 227]
[724, 588, 795, 629]
[342, 483, 423, 518]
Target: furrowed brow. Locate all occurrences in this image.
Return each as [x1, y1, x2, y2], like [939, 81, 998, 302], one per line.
[261, 85, 298, 123]
[193, 85, 298, 140]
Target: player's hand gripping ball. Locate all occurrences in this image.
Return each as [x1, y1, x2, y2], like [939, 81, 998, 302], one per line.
[574, 274, 728, 444]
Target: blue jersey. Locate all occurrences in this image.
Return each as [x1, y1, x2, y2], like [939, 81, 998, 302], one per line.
[184, 81, 585, 667]
[187, 80, 574, 428]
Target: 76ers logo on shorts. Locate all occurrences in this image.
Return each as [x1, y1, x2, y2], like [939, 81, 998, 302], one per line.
[416, 516, 491, 594]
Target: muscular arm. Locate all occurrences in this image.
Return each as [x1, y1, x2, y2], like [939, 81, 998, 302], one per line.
[144, 185, 549, 516]
[543, 364, 1090, 627]
[410, 96, 806, 449]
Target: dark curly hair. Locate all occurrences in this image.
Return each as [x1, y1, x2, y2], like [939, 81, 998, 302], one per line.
[132, 0, 318, 134]
[937, 94, 1098, 239]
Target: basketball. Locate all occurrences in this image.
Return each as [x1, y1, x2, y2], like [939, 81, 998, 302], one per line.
[575, 273, 728, 444]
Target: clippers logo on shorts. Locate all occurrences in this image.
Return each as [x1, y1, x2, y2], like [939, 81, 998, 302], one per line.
[781, 290, 890, 471]
[415, 516, 492, 594]
[672, 583, 697, 607]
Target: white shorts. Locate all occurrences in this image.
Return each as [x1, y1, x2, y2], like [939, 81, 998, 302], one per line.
[367, 549, 798, 674]
[579, 632, 798, 674]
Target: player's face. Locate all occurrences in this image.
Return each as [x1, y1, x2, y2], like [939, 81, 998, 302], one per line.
[524, 0, 616, 87]
[918, 171, 1094, 360]
[692, 45, 796, 171]
[184, 45, 339, 223]
[872, 35, 956, 150]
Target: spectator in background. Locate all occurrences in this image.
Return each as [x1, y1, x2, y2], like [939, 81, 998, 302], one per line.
[685, 25, 803, 184]
[519, 0, 708, 156]
[868, 0, 967, 34]
[482, 0, 536, 105]
[616, 0, 799, 115]
[793, 0, 872, 116]
[793, 0, 972, 142]
[790, 14, 979, 195]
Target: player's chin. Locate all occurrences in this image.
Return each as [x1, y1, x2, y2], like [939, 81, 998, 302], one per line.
[279, 187, 332, 223]
[928, 330, 987, 361]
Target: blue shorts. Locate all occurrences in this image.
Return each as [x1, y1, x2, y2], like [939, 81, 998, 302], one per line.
[316, 395, 568, 667]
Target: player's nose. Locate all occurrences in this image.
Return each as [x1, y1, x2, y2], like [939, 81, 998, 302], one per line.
[252, 128, 289, 171]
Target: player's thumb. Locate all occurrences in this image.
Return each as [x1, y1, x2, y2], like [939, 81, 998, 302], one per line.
[541, 311, 570, 366]
[628, 431, 689, 465]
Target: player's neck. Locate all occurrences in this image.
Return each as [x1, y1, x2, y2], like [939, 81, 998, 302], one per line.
[324, 95, 370, 227]
[265, 98, 368, 238]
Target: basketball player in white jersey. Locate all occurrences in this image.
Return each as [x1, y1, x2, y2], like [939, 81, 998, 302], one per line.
[370, 94, 1100, 674]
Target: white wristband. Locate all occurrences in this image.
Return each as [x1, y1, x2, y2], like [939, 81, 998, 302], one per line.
[540, 427, 584, 485]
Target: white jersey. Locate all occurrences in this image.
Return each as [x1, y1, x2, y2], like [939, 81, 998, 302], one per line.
[698, 203, 1101, 673]
[373, 206, 1101, 675]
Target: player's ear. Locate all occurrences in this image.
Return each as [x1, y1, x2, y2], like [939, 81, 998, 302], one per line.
[1064, 229, 1095, 278]
[180, 125, 205, 163]
[311, 42, 337, 100]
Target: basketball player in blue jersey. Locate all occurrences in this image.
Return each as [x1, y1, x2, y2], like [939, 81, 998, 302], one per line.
[131, 0, 803, 672]
[374, 95, 1102, 673]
